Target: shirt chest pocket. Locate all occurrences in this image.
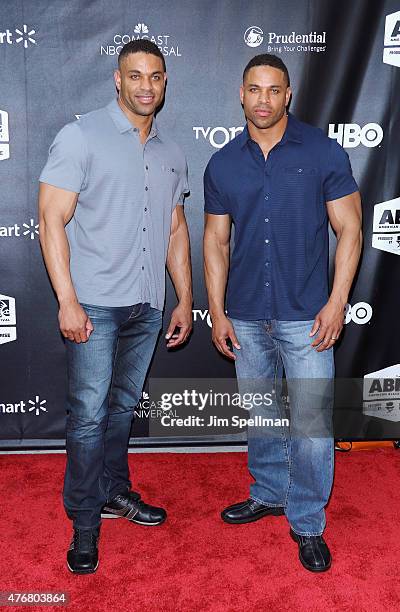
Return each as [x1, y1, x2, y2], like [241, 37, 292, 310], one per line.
[160, 164, 179, 198]
[284, 166, 318, 176]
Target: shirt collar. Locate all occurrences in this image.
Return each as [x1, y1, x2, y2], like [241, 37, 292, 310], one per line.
[106, 98, 161, 141]
[239, 112, 302, 149]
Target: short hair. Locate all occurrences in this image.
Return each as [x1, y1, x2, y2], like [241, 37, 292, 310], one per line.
[118, 39, 166, 72]
[243, 54, 290, 86]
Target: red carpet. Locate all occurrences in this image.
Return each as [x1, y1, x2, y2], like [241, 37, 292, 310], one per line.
[0, 449, 399, 611]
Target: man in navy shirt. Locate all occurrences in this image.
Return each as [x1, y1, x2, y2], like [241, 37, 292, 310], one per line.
[204, 54, 361, 572]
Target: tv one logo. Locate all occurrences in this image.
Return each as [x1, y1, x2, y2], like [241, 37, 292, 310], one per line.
[363, 364, 400, 422]
[344, 302, 372, 325]
[0, 294, 17, 345]
[383, 11, 400, 67]
[0, 110, 10, 161]
[372, 197, 400, 255]
[328, 123, 383, 148]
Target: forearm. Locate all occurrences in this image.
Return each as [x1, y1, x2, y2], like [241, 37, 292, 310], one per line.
[39, 216, 77, 305]
[329, 227, 362, 307]
[204, 236, 229, 319]
[166, 222, 192, 306]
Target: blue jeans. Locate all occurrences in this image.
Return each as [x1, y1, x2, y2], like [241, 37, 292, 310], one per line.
[63, 302, 162, 529]
[230, 318, 334, 536]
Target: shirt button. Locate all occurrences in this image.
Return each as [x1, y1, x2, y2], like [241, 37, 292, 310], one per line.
[143, 228, 146, 232]
[298, 168, 303, 173]
[265, 239, 269, 244]
[264, 195, 269, 200]
[265, 282, 270, 287]
[141, 266, 144, 270]
[144, 207, 147, 212]
[145, 165, 149, 170]
[143, 247, 146, 251]
[265, 262, 269, 267]
[145, 186, 149, 191]
[171, 168, 175, 173]
[265, 218, 269, 223]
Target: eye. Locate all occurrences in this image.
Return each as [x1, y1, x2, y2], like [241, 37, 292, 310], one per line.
[153, 75, 161, 80]
[271, 88, 279, 94]
[130, 74, 140, 80]
[249, 87, 258, 93]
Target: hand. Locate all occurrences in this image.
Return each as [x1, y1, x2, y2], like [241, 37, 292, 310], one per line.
[310, 300, 345, 352]
[58, 301, 93, 343]
[211, 314, 241, 360]
[165, 302, 192, 348]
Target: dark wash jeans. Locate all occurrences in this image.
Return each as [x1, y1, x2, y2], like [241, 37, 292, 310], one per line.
[63, 302, 162, 529]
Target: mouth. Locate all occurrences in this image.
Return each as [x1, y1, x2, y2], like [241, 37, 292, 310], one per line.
[254, 108, 272, 117]
[136, 95, 155, 105]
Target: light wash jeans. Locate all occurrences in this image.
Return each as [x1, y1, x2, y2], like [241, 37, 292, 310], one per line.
[63, 302, 162, 529]
[230, 318, 334, 536]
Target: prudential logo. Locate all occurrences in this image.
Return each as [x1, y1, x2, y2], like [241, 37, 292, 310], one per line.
[244, 27, 264, 47]
[383, 11, 400, 67]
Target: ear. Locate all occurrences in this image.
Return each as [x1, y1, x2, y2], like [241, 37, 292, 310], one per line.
[240, 85, 244, 105]
[114, 69, 121, 93]
[285, 86, 292, 107]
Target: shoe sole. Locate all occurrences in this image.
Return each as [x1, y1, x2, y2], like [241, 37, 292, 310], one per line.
[101, 512, 166, 526]
[221, 508, 284, 524]
[66, 559, 99, 574]
[289, 529, 332, 572]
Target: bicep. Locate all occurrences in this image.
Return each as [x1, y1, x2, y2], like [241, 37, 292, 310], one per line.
[38, 182, 79, 226]
[326, 191, 362, 236]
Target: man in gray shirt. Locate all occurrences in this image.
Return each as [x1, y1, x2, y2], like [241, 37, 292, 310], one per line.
[39, 40, 192, 574]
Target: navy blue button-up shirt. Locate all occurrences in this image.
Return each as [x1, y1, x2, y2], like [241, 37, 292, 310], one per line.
[204, 113, 358, 321]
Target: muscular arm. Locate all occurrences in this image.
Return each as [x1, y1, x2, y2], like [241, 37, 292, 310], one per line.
[203, 213, 240, 359]
[311, 191, 363, 350]
[38, 182, 92, 343]
[165, 205, 193, 347]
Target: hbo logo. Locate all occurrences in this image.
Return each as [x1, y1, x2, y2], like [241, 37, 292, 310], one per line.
[328, 123, 383, 148]
[344, 302, 373, 325]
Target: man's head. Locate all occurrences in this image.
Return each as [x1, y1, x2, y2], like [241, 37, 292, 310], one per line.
[240, 54, 292, 131]
[114, 40, 167, 118]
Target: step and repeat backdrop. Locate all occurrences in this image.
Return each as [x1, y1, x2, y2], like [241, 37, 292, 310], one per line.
[1, 0, 400, 448]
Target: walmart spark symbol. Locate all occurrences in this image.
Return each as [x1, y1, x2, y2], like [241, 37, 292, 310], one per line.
[15, 25, 36, 48]
[28, 395, 47, 416]
[23, 219, 39, 240]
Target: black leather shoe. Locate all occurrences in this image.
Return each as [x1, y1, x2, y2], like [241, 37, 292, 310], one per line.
[221, 498, 284, 524]
[290, 528, 332, 572]
[101, 490, 166, 526]
[67, 527, 100, 574]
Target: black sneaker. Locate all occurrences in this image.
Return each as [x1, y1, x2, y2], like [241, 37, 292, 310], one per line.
[101, 490, 167, 526]
[67, 527, 100, 574]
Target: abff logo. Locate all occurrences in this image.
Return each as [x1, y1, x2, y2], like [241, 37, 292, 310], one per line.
[383, 11, 400, 68]
[372, 196, 400, 255]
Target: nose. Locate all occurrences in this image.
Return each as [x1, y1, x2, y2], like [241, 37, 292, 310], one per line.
[258, 89, 271, 104]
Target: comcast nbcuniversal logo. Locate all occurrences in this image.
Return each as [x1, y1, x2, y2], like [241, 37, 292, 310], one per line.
[0, 25, 37, 48]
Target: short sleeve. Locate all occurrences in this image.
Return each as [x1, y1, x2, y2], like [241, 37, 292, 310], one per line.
[323, 139, 359, 202]
[174, 156, 189, 206]
[39, 122, 87, 193]
[204, 158, 228, 214]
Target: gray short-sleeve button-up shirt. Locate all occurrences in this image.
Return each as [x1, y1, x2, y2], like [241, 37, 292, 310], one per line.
[39, 98, 189, 309]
